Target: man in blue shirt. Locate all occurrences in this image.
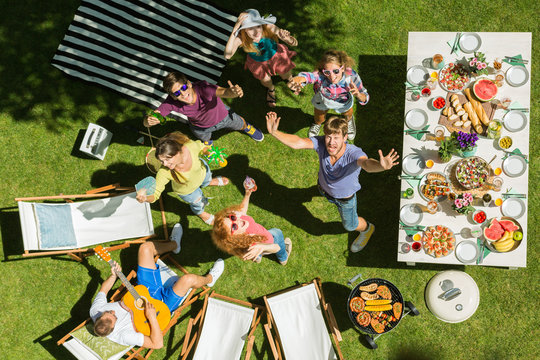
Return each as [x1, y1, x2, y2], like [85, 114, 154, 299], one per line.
[266, 112, 399, 252]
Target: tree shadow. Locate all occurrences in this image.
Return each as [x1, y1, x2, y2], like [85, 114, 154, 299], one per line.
[221, 154, 343, 235]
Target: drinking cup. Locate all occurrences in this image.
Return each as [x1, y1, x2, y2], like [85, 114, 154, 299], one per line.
[412, 242, 422, 252]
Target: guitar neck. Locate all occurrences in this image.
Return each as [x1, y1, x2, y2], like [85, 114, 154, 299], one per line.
[109, 260, 140, 301]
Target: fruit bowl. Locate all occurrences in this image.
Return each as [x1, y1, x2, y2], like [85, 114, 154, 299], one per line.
[482, 217, 523, 253]
[472, 210, 487, 225]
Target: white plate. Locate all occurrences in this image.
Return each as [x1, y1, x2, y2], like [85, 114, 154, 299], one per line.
[503, 110, 528, 132]
[458, 33, 481, 53]
[405, 109, 428, 130]
[455, 240, 479, 264]
[501, 198, 526, 219]
[407, 65, 429, 86]
[505, 66, 529, 87]
[402, 154, 425, 176]
[400, 204, 423, 226]
[502, 155, 527, 177]
[418, 172, 450, 202]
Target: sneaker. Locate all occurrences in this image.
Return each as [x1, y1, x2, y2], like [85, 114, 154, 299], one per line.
[350, 223, 375, 253]
[308, 123, 322, 137]
[243, 124, 264, 142]
[279, 238, 292, 265]
[207, 258, 224, 287]
[347, 116, 356, 141]
[203, 140, 214, 146]
[170, 223, 183, 254]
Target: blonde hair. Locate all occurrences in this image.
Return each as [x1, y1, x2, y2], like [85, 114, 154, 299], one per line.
[155, 132, 190, 184]
[317, 49, 355, 72]
[239, 25, 279, 54]
[211, 206, 266, 258]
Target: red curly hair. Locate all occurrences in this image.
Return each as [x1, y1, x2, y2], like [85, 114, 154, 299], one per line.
[211, 205, 266, 258]
[239, 25, 279, 55]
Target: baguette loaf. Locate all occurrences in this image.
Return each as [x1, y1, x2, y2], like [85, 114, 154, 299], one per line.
[464, 102, 483, 133]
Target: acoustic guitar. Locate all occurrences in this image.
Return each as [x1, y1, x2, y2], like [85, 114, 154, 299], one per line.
[94, 246, 171, 336]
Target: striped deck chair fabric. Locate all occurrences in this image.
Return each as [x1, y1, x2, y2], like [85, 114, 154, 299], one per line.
[52, 0, 236, 121]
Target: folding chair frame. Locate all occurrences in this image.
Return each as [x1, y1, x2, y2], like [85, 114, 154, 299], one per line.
[57, 253, 209, 360]
[180, 291, 263, 360]
[263, 278, 344, 360]
[15, 184, 168, 261]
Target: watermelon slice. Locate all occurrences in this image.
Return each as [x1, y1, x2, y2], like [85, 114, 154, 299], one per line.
[473, 79, 498, 102]
[484, 218, 505, 241]
[499, 219, 519, 232]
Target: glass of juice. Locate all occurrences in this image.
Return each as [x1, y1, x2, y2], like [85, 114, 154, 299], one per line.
[427, 200, 440, 214]
[490, 177, 503, 191]
[501, 97, 512, 109]
[412, 241, 422, 252]
[493, 58, 502, 70]
[494, 167, 502, 176]
[434, 125, 446, 142]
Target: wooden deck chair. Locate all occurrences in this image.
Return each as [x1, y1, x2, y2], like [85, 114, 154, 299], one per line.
[15, 184, 167, 261]
[263, 278, 344, 360]
[58, 253, 209, 360]
[180, 291, 263, 360]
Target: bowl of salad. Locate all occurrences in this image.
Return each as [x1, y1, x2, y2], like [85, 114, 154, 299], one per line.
[439, 63, 471, 93]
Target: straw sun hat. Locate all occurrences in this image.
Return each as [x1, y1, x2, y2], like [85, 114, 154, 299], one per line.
[234, 9, 276, 37]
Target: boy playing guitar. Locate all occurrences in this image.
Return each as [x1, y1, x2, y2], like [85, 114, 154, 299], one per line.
[90, 224, 224, 348]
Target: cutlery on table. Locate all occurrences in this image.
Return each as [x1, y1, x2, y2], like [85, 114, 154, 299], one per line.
[504, 56, 529, 63]
[503, 151, 528, 160]
[487, 154, 497, 166]
[451, 32, 461, 54]
[398, 175, 421, 180]
[477, 243, 485, 264]
[502, 193, 527, 198]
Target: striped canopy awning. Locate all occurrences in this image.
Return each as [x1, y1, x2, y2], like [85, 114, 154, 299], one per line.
[52, 0, 236, 116]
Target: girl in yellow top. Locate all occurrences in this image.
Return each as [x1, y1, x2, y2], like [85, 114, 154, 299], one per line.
[136, 132, 228, 225]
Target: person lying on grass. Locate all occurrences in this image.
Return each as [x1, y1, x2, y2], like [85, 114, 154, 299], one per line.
[266, 112, 399, 253]
[91, 230, 224, 348]
[144, 71, 263, 145]
[136, 131, 227, 225]
[211, 185, 292, 265]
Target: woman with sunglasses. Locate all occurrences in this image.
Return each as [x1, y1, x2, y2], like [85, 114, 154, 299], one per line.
[224, 9, 298, 107]
[211, 186, 292, 265]
[136, 131, 228, 225]
[144, 71, 264, 145]
[288, 50, 369, 141]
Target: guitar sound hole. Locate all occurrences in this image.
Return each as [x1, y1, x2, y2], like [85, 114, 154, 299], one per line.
[135, 297, 146, 310]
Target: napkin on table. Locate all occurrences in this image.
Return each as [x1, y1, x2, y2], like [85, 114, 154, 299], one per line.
[502, 54, 526, 68]
[405, 125, 430, 141]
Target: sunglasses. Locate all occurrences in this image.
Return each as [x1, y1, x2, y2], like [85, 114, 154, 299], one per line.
[228, 214, 238, 234]
[172, 83, 189, 97]
[321, 66, 344, 77]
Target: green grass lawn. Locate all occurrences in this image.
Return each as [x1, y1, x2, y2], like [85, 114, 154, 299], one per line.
[0, 0, 538, 359]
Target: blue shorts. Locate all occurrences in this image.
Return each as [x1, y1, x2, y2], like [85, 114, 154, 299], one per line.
[136, 264, 184, 312]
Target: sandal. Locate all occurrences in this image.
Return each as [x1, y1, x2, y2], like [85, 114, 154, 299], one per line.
[210, 176, 229, 186]
[266, 88, 277, 108]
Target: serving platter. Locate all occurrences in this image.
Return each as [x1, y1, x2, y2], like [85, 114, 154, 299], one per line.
[482, 217, 523, 253]
[418, 172, 451, 202]
[422, 225, 455, 258]
[438, 63, 470, 93]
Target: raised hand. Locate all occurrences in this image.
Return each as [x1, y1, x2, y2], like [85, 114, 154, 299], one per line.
[266, 111, 281, 134]
[378, 148, 400, 170]
[227, 80, 243, 98]
[287, 76, 305, 95]
[144, 110, 161, 127]
[242, 243, 265, 262]
[278, 28, 298, 46]
[349, 82, 367, 102]
[232, 12, 248, 33]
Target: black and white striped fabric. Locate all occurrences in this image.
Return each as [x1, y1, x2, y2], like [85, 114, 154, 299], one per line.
[52, 0, 236, 118]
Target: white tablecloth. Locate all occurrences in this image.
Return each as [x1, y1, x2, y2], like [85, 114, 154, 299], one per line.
[397, 32, 531, 268]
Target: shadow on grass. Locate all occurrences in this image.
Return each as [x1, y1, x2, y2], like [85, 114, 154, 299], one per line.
[222, 154, 344, 235]
[33, 260, 101, 358]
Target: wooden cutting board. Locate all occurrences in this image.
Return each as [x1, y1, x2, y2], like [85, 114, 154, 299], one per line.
[438, 91, 496, 136]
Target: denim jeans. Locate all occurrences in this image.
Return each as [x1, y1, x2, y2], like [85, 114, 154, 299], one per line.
[268, 228, 288, 262]
[177, 160, 212, 215]
[189, 108, 245, 142]
[318, 185, 359, 231]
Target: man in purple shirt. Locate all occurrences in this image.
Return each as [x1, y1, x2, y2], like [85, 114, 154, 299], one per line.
[144, 71, 263, 144]
[266, 112, 399, 252]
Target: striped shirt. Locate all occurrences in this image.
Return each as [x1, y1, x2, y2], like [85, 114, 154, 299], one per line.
[298, 68, 369, 105]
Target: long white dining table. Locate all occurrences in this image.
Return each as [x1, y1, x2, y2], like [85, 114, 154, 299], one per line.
[397, 32, 531, 269]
